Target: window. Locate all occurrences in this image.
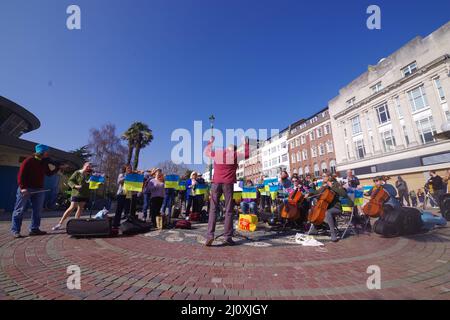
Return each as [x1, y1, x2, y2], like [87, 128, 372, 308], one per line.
[371, 82, 383, 93]
[347, 97, 356, 107]
[309, 131, 315, 140]
[380, 130, 396, 152]
[298, 168, 303, 177]
[321, 162, 328, 173]
[354, 139, 366, 159]
[300, 135, 306, 144]
[376, 103, 391, 124]
[302, 150, 308, 161]
[407, 85, 429, 112]
[271, 147, 276, 154]
[319, 144, 325, 156]
[296, 152, 301, 162]
[326, 141, 334, 153]
[314, 164, 320, 177]
[290, 142, 295, 149]
[394, 96, 403, 118]
[282, 154, 288, 162]
[434, 77, 446, 102]
[281, 142, 287, 149]
[304, 166, 310, 175]
[402, 125, 410, 146]
[416, 116, 437, 144]
[311, 147, 318, 158]
[324, 124, 331, 135]
[402, 62, 417, 77]
[264, 161, 268, 168]
[295, 139, 300, 147]
[330, 160, 336, 174]
[351, 116, 362, 135]
[316, 128, 323, 138]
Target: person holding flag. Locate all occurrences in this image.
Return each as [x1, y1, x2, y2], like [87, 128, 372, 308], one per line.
[52, 162, 93, 231]
[241, 180, 258, 214]
[146, 170, 166, 226]
[161, 174, 179, 226]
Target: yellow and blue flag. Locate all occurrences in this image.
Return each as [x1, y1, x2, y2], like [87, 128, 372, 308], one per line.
[354, 189, 364, 206]
[124, 173, 144, 192]
[242, 187, 257, 199]
[220, 192, 242, 201]
[257, 184, 266, 196]
[194, 184, 207, 196]
[340, 197, 353, 213]
[177, 180, 186, 191]
[264, 178, 278, 192]
[89, 175, 105, 190]
[363, 185, 373, 194]
[165, 175, 179, 189]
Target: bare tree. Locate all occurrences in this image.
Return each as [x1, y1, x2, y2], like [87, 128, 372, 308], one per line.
[156, 160, 192, 178]
[88, 123, 127, 196]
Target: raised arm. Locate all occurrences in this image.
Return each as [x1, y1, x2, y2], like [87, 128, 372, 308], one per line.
[204, 137, 216, 159]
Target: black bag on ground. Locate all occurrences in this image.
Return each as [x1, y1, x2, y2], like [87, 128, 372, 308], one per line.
[67, 217, 112, 237]
[374, 205, 423, 237]
[441, 194, 450, 221]
[120, 215, 152, 235]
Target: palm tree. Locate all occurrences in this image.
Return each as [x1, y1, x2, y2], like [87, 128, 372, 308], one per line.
[122, 122, 153, 170]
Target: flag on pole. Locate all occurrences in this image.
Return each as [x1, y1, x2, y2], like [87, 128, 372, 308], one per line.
[177, 180, 186, 191]
[165, 175, 179, 189]
[89, 175, 105, 190]
[123, 173, 144, 192]
[242, 187, 257, 199]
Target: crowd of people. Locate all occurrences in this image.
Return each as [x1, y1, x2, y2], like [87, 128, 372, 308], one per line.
[9, 142, 450, 244]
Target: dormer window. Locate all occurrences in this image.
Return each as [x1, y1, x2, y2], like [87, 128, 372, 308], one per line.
[402, 62, 417, 77]
[371, 82, 383, 93]
[347, 97, 356, 107]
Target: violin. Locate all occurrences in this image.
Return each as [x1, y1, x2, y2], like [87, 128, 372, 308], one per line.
[308, 186, 336, 225]
[362, 186, 390, 218]
[281, 188, 305, 221]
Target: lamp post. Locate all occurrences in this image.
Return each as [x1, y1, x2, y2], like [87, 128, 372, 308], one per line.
[208, 115, 215, 182]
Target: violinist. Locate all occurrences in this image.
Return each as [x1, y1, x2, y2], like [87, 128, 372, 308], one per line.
[307, 173, 353, 242]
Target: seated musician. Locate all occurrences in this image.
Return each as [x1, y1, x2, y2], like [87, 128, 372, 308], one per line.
[240, 179, 258, 214]
[291, 176, 309, 226]
[371, 176, 400, 209]
[307, 173, 354, 242]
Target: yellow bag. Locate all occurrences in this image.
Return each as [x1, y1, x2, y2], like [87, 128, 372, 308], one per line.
[238, 214, 258, 232]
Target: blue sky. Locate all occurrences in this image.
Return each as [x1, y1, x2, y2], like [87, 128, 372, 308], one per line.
[1, 0, 449, 171]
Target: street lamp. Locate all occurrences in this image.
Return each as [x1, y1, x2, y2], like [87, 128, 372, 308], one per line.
[209, 115, 215, 182]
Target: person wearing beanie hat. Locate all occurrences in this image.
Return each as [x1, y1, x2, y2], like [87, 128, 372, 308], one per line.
[11, 144, 60, 238]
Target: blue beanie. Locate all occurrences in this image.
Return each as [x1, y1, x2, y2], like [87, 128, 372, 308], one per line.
[35, 144, 50, 154]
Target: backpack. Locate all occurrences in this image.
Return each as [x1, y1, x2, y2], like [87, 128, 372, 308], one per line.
[120, 215, 152, 235]
[374, 206, 423, 237]
[175, 220, 192, 229]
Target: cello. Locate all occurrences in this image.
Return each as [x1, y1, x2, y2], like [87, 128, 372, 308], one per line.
[308, 186, 336, 225]
[281, 188, 304, 221]
[362, 186, 390, 218]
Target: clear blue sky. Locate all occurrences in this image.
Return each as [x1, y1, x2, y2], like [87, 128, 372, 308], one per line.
[1, 0, 449, 171]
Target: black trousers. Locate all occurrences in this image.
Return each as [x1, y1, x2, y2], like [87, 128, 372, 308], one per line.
[113, 195, 128, 228]
[150, 197, 164, 226]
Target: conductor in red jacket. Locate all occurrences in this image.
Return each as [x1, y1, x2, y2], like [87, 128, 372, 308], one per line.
[204, 136, 250, 246]
[11, 144, 60, 238]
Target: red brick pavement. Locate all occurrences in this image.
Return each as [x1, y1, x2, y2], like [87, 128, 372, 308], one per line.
[0, 217, 449, 300]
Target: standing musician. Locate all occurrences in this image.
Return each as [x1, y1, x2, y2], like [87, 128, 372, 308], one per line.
[307, 173, 354, 242]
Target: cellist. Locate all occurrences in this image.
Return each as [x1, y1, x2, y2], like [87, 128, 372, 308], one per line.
[369, 176, 400, 210]
[307, 173, 354, 242]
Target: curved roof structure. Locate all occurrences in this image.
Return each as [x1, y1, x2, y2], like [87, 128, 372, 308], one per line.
[0, 96, 40, 136]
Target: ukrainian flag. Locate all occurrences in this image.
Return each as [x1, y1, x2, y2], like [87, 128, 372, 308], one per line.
[177, 180, 186, 191]
[165, 175, 179, 189]
[242, 187, 257, 199]
[354, 189, 364, 206]
[340, 197, 353, 213]
[220, 192, 242, 201]
[194, 184, 207, 195]
[257, 184, 266, 196]
[264, 178, 278, 192]
[89, 175, 105, 190]
[363, 185, 373, 194]
[124, 173, 144, 192]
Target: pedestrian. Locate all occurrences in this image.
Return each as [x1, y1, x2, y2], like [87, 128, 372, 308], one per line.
[11, 144, 62, 238]
[395, 176, 410, 206]
[147, 170, 165, 227]
[409, 189, 418, 208]
[427, 171, 446, 208]
[161, 174, 176, 226]
[185, 171, 198, 218]
[194, 173, 206, 214]
[204, 136, 250, 247]
[417, 189, 425, 207]
[112, 164, 133, 235]
[52, 162, 92, 230]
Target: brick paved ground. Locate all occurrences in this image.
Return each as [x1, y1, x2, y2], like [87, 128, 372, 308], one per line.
[0, 215, 449, 300]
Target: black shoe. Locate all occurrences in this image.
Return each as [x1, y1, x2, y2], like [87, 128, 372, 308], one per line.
[223, 239, 236, 246]
[29, 229, 47, 236]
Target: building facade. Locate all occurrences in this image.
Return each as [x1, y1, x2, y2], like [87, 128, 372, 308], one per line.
[261, 129, 290, 178]
[287, 108, 336, 178]
[0, 96, 82, 213]
[328, 22, 450, 191]
[243, 142, 262, 183]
